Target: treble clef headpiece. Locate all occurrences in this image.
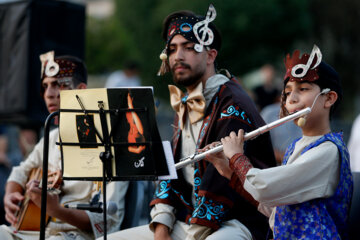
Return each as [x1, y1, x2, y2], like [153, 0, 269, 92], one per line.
[157, 4, 221, 76]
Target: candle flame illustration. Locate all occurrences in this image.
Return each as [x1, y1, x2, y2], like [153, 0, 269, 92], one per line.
[126, 93, 146, 154]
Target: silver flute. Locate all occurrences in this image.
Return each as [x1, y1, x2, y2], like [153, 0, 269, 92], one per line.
[175, 107, 311, 170]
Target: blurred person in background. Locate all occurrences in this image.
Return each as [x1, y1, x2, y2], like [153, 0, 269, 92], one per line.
[241, 64, 279, 111]
[105, 60, 141, 88]
[0, 131, 11, 225]
[253, 64, 279, 111]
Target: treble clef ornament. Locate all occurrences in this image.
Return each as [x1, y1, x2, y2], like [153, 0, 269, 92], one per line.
[193, 4, 216, 52]
[291, 44, 322, 78]
[40, 51, 59, 77]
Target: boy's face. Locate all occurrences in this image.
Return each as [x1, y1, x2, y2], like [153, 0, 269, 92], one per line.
[284, 81, 326, 127]
[42, 77, 74, 113]
[168, 34, 208, 88]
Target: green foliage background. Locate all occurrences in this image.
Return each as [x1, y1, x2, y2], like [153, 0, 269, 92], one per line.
[86, 0, 310, 94]
[86, 0, 360, 120]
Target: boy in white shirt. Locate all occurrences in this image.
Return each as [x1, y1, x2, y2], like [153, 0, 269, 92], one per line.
[206, 45, 353, 239]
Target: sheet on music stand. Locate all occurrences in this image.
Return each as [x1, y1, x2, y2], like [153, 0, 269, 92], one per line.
[60, 88, 110, 178]
[59, 87, 169, 179]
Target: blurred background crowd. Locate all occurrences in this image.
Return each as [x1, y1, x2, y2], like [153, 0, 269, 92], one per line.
[0, 0, 359, 226]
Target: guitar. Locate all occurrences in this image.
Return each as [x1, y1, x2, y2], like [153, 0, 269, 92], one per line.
[15, 168, 62, 231]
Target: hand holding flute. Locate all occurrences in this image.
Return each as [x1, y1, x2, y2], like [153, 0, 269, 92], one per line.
[204, 129, 246, 180]
[175, 107, 311, 170]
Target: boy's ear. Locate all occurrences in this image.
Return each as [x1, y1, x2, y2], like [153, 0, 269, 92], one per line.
[324, 91, 338, 108]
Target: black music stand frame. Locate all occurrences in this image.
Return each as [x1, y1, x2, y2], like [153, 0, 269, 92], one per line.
[40, 109, 113, 240]
[40, 98, 166, 239]
[40, 111, 58, 240]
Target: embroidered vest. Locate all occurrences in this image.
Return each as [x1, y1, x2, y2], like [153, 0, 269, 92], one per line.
[274, 132, 353, 239]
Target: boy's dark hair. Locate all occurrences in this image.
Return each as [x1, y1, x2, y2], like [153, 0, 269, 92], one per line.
[315, 61, 342, 117]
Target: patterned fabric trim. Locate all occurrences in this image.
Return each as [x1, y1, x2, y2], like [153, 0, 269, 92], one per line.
[150, 179, 193, 209]
[172, 120, 182, 156]
[229, 153, 253, 184]
[220, 105, 251, 122]
[154, 180, 171, 199]
[219, 105, 252, 127]
[149, 198, 172, 206]
[197, 190, 234, 207]
[229, 172, 241, 189]
[229, 172, 259, 207]
[189, 88, 232, 229]
[189, 194, 228, 230]
[173, 188, 191, 207]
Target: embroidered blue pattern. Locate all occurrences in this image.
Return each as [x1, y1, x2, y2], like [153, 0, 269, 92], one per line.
[274, 132, 353, 240]
[220, 105, 239, 118]
[155, 180, 171, 199]
[193, 169, 201, 208]
[153, 87, 232, 229]
[192, 197, 226, 221]
[220, 105, 252, 124]
[240, 111, 251, 124]
[187, 94, 229, 226]
[173, 189, 191, 206]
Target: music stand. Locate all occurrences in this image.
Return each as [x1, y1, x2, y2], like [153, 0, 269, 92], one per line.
[40, 111, 58, 240]
[40, 88, 171, 240]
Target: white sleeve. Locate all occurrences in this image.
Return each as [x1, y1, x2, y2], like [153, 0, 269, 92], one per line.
[7, 129, 60, 187]
[244, 141, 340, 207]
[348, 115, 360, 172]
[7, 135, 46, 187]
[257, 204, 274, 217]
[86, 181, 129, 238]
[149, 203, 176, 232]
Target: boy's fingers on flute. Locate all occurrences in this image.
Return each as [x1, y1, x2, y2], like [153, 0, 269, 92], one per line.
[199, 141, 220, 152]
[238, 129, 245, 141]
[229, 131, 237, 138]
[210, 141, 220, 148]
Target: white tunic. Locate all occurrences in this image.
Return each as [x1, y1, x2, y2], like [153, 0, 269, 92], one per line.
[243, 135, 340, 229]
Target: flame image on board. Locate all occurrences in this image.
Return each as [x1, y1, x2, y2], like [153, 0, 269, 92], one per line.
[126, 92, 146, 154]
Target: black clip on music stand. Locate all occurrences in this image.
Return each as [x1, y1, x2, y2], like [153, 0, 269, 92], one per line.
[39, 104, 113, 240]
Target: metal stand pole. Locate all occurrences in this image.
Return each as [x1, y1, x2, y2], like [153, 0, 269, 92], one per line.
[40, 111, 59, 240]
